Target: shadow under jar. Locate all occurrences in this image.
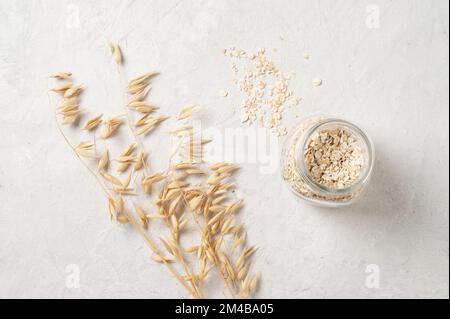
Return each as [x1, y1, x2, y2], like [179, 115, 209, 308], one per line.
[281, 116, 375, 207]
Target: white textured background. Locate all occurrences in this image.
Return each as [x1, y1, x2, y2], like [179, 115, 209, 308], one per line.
[0, 0, 448, 299]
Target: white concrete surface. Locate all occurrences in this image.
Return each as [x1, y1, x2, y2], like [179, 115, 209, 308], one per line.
[0, 0, 448, 298]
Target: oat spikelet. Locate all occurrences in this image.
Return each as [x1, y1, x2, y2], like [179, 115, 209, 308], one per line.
[226, 199, 244, 215]
[115, 197, 125, 213]
[134, 151, 146, 170]
[153, 255, 174, 263]
[186, 245, 199, 253]
[50, 72, 72, 80]
[110, 172, 134, 195]
[209, 163, 240, 173]
[161, 237, 180, 258]
[117, 162, 133, 174]
[232, 232, 246, 252]
[217, 164, 240, 175]
[107, 197, 116, 221]
[64, 84, 84, 98]
[109, 42, 123, 65]
[207, 173, 230, 185]
[169, 125, 193, 136]
[186, 169, 206, 176]
[128, 101, 158, 109]
[189, 195, 204, 211]
[249, 273, 260, 292]
[59, 104, 81, 125]
[202, 139, 212, 145]
[312, 79, 322, 87]
[128, 82, 150, 95]
[51, 83, 73, 93]
[115, 144, 136, 173]
[128, 87, 151, 104]
[59, 105, 79, 115]
[172, 171, 188, 181]
[133, 202, 149, 229]
[142, 172, 166, 194]
[136, 115, 169, 136]
[74, 141, 96, 158]
[62, 115, 79, 125]
[237, 264, 249, 281]
[100, 171, 123, 187]
[122, 171, 133, 189]
[213, 195, 227, 205]
[135, 105, 158, 114]
[134, 114, 150, 127]
[173, 162, 197, 170]
[128, 71, 159, 88]
[240, 273, 260, 298]
[100, 117, 123, 139]
[97, 149, 109, 171]
[120, 143, 136, 157]
[83, 114, 103, 131]
[116, 155, 135, 164]
[177, 106, 197, 121]
[168, 181, 189, 189]
[116, 214, 129, 224]
[59, 97, 78, 108]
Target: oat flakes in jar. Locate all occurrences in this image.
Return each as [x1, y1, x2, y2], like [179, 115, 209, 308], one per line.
[281, 116, 375, 207]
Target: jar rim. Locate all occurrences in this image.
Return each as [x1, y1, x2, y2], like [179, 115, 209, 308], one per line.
[296, 117, 375, 195]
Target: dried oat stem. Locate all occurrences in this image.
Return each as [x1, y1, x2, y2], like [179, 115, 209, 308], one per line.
[49, 81, 198, 299]
[125, 213, 198, 297]
[50, 44, 259, 299]
[112, 52, 201, 297]
[115, 64, 152, 174]
[49, 92, 112, 199]
[184, 197, 237, 299]
[162, 215, 203, 297]
[118, 65, 202, 296]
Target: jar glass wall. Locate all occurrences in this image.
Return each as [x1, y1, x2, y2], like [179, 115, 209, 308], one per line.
[281, 116, 375, 207]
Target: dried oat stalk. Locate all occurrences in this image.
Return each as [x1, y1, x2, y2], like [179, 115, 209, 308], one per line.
[49, 44, 259, 299]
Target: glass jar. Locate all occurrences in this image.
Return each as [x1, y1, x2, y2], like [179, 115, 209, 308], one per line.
[281, 116, 375, 207]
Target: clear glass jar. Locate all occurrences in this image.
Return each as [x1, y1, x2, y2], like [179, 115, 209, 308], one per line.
[281, 116, 375, 207]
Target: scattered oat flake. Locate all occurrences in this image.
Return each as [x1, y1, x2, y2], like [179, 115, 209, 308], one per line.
[290, 96, 302, 106]
[304, 127, 364, 189]
[312, 79, 322, 87]
[223, 47, 303, 137]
